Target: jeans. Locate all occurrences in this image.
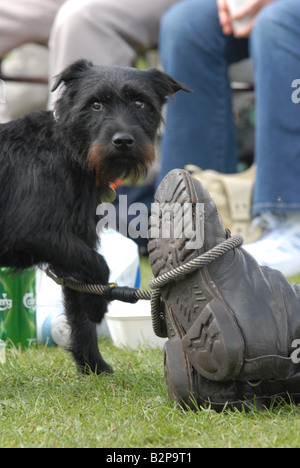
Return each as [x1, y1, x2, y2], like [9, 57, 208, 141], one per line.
[159, 0, 300, 214]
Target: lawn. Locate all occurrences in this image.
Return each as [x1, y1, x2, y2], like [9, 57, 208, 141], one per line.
[0, 261, 300, 448]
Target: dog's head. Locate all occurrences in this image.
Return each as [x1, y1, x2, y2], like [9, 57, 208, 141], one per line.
[52, 59, 192, 185]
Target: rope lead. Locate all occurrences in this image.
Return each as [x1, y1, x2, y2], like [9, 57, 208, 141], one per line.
[46, 234, 244, 338]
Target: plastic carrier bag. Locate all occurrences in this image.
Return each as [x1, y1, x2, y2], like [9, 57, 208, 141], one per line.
[36, 228, 140, 346]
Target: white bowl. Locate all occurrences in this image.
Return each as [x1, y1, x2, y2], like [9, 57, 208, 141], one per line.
[106, 300, 167, 349]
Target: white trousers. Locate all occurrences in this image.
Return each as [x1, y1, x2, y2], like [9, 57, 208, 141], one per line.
[0, 0, 64, 57]
[0, 0, 178, 106]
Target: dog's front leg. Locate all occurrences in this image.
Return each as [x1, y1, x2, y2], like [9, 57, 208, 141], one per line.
[47, 235, 110, 286]
[63, 286, 112, 374]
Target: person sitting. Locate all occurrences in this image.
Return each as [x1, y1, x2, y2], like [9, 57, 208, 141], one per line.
[158, 0, 300, 277]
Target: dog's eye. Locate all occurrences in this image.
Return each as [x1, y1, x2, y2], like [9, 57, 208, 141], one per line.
[92, 102, 104, 111]
[133, 100, 144, 109]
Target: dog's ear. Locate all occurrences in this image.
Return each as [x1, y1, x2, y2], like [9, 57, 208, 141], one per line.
[147, 68, 193, 102]
[51, 59, 94, 92]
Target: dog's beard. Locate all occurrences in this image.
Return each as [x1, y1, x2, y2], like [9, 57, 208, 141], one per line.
[87, 140, 155, 186]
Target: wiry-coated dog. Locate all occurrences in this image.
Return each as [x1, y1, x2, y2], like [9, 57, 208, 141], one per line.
[0, 59, 190, 374]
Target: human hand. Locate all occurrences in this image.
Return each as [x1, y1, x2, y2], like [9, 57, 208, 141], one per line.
[217, 0, 277, 38]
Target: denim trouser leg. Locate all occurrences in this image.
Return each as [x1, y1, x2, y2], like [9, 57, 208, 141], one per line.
[159, 0, 300, 214]
[250, 0, 300, 214]
[158, 0, 249, 184]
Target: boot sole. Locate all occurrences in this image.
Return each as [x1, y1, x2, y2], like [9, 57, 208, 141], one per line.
[164, 337, 194, 409]
[148, 169, 244, 383]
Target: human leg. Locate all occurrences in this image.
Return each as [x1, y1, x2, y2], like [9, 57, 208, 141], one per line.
[48, 0, 178, 102]
[158, 0, 249, 182]
[0, 0, 64, 58]
[243, 0, 300, 276]
[250, 0, 300, 215]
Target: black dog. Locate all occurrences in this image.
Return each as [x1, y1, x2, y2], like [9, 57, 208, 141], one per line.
[0, 59, 190, 374]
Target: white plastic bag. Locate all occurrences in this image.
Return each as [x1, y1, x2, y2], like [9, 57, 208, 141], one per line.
[36, 228, 140, 346]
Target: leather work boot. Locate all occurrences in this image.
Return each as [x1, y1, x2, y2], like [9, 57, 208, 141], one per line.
[148, 169, 300, 398]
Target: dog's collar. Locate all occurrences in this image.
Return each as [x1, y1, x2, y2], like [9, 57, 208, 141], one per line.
[100, 178, 123, 202]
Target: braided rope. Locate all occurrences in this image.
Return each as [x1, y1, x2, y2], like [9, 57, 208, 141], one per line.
[46, 233, 244, 337]
[148, 234, 243, 290]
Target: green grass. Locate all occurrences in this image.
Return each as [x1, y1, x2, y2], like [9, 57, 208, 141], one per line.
[0, 261, 300, 448]
[1, 340, 300, 448]
[140, 255, 153, 290]
[291, 274, 300, 284]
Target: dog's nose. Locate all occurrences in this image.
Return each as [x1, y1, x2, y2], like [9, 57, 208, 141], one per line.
[112, 133, 135, 151]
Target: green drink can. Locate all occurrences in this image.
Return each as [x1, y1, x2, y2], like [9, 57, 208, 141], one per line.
[0, 268, 37, 348]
